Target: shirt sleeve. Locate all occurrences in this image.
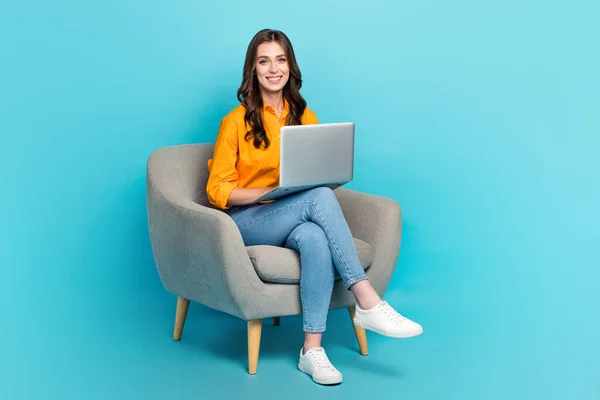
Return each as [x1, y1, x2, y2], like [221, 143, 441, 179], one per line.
[206, 117, 239, 209]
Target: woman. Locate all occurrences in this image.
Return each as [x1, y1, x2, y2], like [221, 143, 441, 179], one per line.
[206, 29, 423, 385]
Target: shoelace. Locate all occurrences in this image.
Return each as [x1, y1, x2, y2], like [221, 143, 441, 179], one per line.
[378, 301, 407, 325]
[309, 348, 336, 371]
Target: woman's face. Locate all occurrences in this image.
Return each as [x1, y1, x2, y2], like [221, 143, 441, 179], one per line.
[255, 41, 289, 95]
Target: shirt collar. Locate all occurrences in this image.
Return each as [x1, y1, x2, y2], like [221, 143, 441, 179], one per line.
[263, 98, 289, 120]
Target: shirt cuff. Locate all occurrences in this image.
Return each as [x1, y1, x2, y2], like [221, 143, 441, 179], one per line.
[215, 182, 237, 210]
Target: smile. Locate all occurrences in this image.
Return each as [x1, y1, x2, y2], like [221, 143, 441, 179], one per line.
[266, 76, 282, 84]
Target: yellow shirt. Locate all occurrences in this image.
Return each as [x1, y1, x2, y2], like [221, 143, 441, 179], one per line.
[206, 101, 318, 209]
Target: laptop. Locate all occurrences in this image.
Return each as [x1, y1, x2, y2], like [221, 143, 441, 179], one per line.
[253, 122, 355, 203]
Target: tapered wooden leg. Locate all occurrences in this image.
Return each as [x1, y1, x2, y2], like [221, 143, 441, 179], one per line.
[348, 306, 369, 355]
[173, 297, 190, 341]
[247, 319, 263, 374]
[273, 317, 280, 326]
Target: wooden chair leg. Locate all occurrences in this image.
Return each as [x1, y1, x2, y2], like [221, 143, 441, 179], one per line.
[247, 319, 262, 374]
[173, 296, 190, 340]
[348, 306, 369, 355]
[273, 317, 280, 326]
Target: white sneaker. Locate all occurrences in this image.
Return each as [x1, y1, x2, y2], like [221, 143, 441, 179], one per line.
[297, 347, 343, 385]
[353, 301, 423, 338]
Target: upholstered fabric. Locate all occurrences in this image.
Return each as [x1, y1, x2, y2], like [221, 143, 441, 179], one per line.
[247, 238, 373, 284]
[146, 144, 402, 321]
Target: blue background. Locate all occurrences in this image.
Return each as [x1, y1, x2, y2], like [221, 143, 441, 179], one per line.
[1, 1, 599, 399]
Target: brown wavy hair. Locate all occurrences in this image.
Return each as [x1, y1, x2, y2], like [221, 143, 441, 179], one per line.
[237, 29, 307, 149]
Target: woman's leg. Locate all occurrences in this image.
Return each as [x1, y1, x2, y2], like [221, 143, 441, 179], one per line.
[229, 195, 345, 385]
[286, 222, 343, 386]
[284, 222, 335, 351]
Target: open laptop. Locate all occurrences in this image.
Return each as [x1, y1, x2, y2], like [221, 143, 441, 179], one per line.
[253, 122, 355, 203]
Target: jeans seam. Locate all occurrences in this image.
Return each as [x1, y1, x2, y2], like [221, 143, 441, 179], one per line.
[290, 236, 311, 330]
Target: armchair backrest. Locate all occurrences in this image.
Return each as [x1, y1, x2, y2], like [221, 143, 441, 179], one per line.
[147, 143, 215, 208]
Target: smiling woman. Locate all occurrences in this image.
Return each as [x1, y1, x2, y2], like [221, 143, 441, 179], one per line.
[204, 28, 423, 386]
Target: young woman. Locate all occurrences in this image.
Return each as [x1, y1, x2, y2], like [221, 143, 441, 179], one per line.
[206, 29, 423, 385]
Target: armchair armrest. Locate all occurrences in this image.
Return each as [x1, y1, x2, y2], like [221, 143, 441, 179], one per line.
[146, 168, 267, 319]
[334, 187, 402, 295]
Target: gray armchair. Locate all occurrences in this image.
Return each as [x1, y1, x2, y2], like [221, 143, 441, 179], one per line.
[146, 144, 402, 374]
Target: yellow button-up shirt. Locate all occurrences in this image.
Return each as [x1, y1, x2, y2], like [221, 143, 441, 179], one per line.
[206, 101, 318, 209]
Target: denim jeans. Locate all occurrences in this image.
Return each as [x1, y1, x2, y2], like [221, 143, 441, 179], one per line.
[226, 187, 369, 333]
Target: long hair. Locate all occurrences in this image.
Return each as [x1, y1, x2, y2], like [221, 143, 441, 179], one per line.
[237, 29, 307, 149]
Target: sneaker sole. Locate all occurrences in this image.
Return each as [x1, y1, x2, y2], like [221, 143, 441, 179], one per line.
[298, 363, 343, 385]
[354, 318, 423, 338]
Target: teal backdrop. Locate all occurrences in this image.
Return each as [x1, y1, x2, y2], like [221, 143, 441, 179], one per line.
[1, 1, 598, 399]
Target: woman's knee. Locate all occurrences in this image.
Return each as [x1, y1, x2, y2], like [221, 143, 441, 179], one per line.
[307, 186, 337, 204]
[293, 221, 327, 245]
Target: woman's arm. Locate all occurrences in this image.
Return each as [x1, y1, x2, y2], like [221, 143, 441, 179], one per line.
[206, 118, 241, 209]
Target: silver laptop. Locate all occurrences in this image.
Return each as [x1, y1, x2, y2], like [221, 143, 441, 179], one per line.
[253, 122, 355, 203]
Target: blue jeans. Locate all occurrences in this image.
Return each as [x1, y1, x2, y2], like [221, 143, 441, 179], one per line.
[226, 187, 369, 333]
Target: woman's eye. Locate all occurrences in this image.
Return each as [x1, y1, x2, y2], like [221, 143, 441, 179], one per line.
[259, 60, 267, 65]
[278, 58, 286, 63]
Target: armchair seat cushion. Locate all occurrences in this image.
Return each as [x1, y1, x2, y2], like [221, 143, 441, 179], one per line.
[246, 238, 373, 284]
